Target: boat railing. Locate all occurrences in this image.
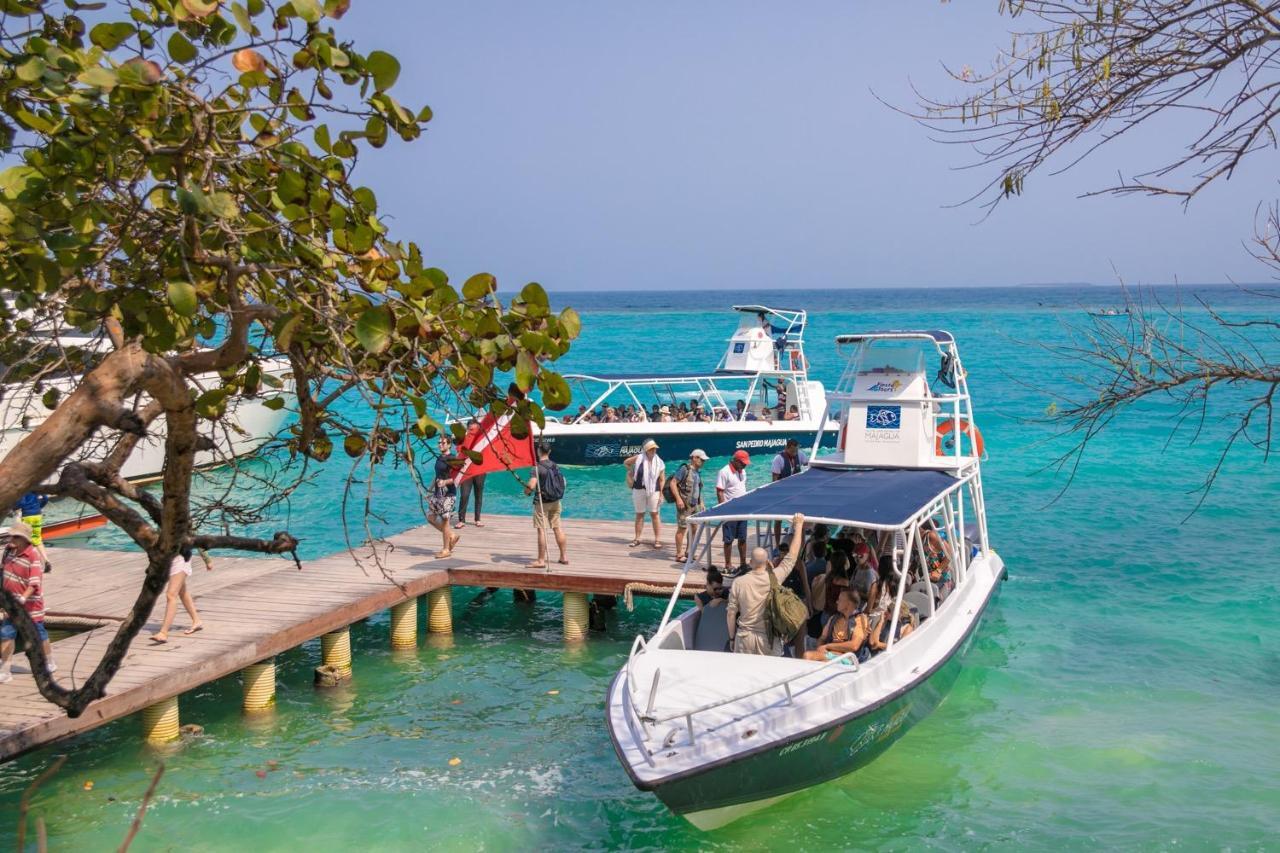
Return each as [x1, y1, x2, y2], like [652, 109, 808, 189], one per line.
[629, 652, 859, 749]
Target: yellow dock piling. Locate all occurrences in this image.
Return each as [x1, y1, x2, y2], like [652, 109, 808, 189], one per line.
[427, 586, 452, 634]
[242, 659, 276, 711]
[141, 696, 180, 743]
[390, 598, 418, 648]
[321, 628, 352, 673]
[563, 592, 589, 641]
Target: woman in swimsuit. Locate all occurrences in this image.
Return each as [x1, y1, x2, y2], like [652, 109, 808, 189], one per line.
[804, 588, 869, 661]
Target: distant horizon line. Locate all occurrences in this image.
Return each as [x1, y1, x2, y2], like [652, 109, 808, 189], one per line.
[491, 281, 1279, 294]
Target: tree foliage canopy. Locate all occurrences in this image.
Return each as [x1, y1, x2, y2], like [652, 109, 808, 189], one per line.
[0, 0, 578, 714]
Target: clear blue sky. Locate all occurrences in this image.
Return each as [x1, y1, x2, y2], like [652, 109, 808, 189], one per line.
[335, 1, 1270, 290]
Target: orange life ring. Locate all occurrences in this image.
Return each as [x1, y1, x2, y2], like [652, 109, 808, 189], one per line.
[935, 419, 984, 458]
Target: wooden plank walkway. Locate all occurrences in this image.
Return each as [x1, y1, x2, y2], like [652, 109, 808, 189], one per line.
[0, 513, 704, 762]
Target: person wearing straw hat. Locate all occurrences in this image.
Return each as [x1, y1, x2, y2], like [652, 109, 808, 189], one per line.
[624, 439, 666, 549]
[0, 521, 55, 683]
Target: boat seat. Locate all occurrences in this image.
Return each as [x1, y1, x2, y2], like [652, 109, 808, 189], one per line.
[692, 604, 731, 652]
[909, 580, 934, 597]
[903, 590, 934, 620]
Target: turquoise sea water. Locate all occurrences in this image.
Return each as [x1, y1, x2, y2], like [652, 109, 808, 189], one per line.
[2, 285, 1278, 850]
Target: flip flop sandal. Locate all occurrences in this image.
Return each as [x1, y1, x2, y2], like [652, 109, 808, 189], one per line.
[629, 540, 642, 547]
[183, 625, 204, 635]
[149, 636, 168, 644]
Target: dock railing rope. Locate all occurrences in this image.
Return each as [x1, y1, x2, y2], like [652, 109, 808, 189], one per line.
[622, 582, 697, 612]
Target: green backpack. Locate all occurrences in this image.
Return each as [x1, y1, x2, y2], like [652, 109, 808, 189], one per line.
[766, 566, 809, 641]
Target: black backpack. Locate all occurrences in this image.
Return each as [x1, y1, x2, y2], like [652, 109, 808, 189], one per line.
[538, 461, 566, 502]
[664, 464, 689, 504]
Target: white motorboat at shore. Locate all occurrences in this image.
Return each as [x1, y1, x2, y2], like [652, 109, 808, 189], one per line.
[532, 305, 838, 464]
[605, 329, 1003, 829]
[0, 318, 294, 483]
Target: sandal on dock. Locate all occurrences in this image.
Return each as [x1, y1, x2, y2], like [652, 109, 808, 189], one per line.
[557, 558, 570, 565]
[526, 561, 548, 569]
[149, 635, 168, 644]
[183, 625, 204, 635]
[629, 540, 641, 547]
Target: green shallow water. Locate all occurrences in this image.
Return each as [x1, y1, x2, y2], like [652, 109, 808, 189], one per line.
[3, 286, 1279, 850]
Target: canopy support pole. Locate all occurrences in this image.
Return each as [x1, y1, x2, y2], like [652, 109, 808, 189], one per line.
[887, 524, 917, 651]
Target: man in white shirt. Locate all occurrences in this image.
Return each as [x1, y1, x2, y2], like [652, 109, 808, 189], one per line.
[715, 450, 751, 570]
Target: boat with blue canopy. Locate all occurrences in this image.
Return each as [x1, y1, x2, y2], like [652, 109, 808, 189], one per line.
[604, 329, 1004, 829]
[532, 305, 838, 464]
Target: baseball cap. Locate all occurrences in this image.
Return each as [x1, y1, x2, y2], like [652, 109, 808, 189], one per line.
[690, 449, 709, 460]
[732, 450, 751, 465]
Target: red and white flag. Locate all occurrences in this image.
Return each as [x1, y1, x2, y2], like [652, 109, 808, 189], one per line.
[450, 410, 536, 485]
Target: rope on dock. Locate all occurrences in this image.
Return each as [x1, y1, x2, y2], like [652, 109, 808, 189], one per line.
[44, 614, 120, 631]
[622, 583, 698, 612]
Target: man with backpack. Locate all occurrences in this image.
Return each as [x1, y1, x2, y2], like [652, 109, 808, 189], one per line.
[666, 449, 709, 563]
[726, 513, 806, 656]
[525, 443, 568, 568]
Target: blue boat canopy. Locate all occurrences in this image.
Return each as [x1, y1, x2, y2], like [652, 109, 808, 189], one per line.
[694, 466, 963, 529]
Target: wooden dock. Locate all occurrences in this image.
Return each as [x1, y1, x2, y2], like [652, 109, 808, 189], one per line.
[0, 513, 705, 762]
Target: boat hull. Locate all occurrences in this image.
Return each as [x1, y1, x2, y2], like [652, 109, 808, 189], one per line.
[538, 425, 838, 466]
[610, 556, 1001, 831]
[654, 637, 970, 829]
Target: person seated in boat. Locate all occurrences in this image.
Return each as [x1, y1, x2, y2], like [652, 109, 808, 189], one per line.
[803, 588, 870, 662]
[921, 521, 954, 599]
[696, 567, 728, 610]
[865, 556, 895, 636]
[658, 406, 674, 422]
[783, 405, 800, 421]
[734, 399, 747, 421]
[726, 512, 805, 656]
[809, 550, 850, 629]
[868, 599, 915, 655]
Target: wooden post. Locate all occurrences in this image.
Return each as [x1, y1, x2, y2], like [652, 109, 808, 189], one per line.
[242, 659, 276, 711]
[563, 592, 589, 642]
[141, 696, 180, 743]
[316, 627, 353, 687]
[390, 598, 418, 649]
[427, 586, 452, 634]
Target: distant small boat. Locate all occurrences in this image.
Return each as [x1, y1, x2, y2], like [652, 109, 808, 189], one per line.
[42, 514, 107, 543]
[1087, 307, 1131, 318]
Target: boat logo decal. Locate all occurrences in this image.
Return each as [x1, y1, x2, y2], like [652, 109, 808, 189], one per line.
[866, 379, 902, 393]
[847, 705, 913, 757]
[865, 405, 901, 429]
[778, 732, 825, 757]
[586, 444, 620, 459]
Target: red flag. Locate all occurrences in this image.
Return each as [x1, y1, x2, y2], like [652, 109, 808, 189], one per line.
[451, 410, 536, 485]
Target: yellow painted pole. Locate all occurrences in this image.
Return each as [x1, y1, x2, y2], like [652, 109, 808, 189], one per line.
[563, 592, 589, 642]
[390, 598, 418, 649]
[242, 659, 276, 711]
[141, 696, 180, 743]
[321, 628, 352, 674]
[427, 586, 452, 634]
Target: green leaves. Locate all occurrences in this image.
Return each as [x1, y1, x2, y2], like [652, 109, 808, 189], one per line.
[167, 282, 198, 317]
[77, 67, 119, 91]
[168, 32, 199, 63]
[558, 306, 581, 340]
[366, 51, 400, 92]
[354, 304, 394, 353]
[90, 22, 136, 50]
[538, 372, 571, 410]
[462, 273, 496, 301]
[515, 351, 538, 393]
[290, 0, 322, 23]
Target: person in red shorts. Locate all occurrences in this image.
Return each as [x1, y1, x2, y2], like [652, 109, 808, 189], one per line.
[0, 521, 55, 683]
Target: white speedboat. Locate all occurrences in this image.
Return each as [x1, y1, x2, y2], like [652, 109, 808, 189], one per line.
[0, 320, 294, 482]
[534, 305, 838, 464]
[605, 330, 1003, 829]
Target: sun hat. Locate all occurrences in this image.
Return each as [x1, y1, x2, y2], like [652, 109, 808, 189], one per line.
[690, 449, 709, 460]
[642, 438, 659, 451]
[659, 406, 670, 414]
[8, 521, 33, 543]
[732, 450, 751, 465]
